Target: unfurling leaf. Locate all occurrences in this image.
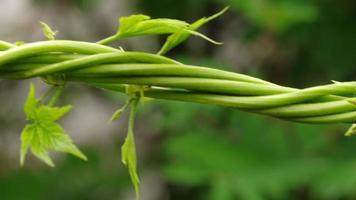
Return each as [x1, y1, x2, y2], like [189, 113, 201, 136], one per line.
[24, 83, 38, 119]
[345, 124, 356, 136]
[158, 7, 229, 55]
[122, 131, 140, 199]
[40, 21, 58, 40]
[20, 83, 87, 167]
[109, 100, 130, 122]
[98, 14, 187, 44]
[117, 15, 188, 38]
[98, 11, 224, 46]
[121, 100, 140, 199]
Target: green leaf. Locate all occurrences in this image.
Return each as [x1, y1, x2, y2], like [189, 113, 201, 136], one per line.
[98, 13, 223, 45]
[117, 15, 188, 38]
[20, 84, 87, 167]
[118, 14, 151, 35]
[40, 21, 57, 40]
[110, 106, 126, 122]
[24, 83, 38, 119]
[109, 100, 130, 122]
[158, 7, 229, 55]
[121, 100, 140, 199]
[20, 124, 38, 166]
[36, 105, 72, 122]
[345, 124, 356, 136]
[122, 131, 140, 199]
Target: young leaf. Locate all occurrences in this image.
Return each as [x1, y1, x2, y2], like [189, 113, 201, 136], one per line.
[24, 83, 38, 120]
[97, 15, 188, 44]
[20, 83, 87, 167]
[121, 100, 140, 199]
[118, 15, 188, 38]
[158, 7, 229, 55]
[40, 21, 57, 40]
[109, 100, 130, 122]
[98, 13, 223, 45]
[118, 14, 151, 35]
[122, 131, 140, 199]
[345, 124, 356, 136]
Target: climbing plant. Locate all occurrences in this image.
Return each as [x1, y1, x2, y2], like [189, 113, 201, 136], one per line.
[0, 7, 355, 199]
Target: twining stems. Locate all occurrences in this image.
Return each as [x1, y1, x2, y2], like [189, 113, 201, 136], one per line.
[1, 10, 352, 200]
[0, 41, 118, 66]
[90, 83, 356, 124]
[0, 40, 356, 124]
[1, 12, 355, 198]
[2, 55, 180, 79]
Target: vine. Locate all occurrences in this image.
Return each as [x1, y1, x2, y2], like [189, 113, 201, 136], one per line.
[0, 7, 355, 199]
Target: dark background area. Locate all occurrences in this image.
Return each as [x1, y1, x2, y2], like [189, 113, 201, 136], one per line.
[0, 0, 355, 199]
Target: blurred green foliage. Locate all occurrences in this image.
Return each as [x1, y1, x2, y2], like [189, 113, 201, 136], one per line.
[138, 0, 318, 32]
[156, 101, 356, 200]
[221, 0, 318, 32]
[0, 151, 130, 200]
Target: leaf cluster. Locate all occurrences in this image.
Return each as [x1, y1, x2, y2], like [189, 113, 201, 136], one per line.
[98, 7, 229, 55]
[21, 84, 87, 167]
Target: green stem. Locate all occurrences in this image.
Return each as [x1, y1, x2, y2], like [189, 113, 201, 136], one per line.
[1, 53, 180, 79]
[47, 85, 65, 107]
[39, 86, 56, 102]
[90, 83, 356, 123]
[0, 41, 15, 50]
[0, 40, 118, 67]
[128, 98, 138, 133]
[73, 77, 355, 106]
[97, 35, 122, 45]
[1, 39, 355, 124]
[68, 63, 277, 85]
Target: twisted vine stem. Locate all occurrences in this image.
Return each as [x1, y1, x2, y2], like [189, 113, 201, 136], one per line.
[1, 40, 356, 125]
[1, 10, 355, 199]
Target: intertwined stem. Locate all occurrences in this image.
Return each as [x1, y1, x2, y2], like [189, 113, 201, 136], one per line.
[1, 40, 356, 124]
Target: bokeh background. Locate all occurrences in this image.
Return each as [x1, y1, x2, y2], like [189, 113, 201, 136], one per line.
[0, 0, 355, 199]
